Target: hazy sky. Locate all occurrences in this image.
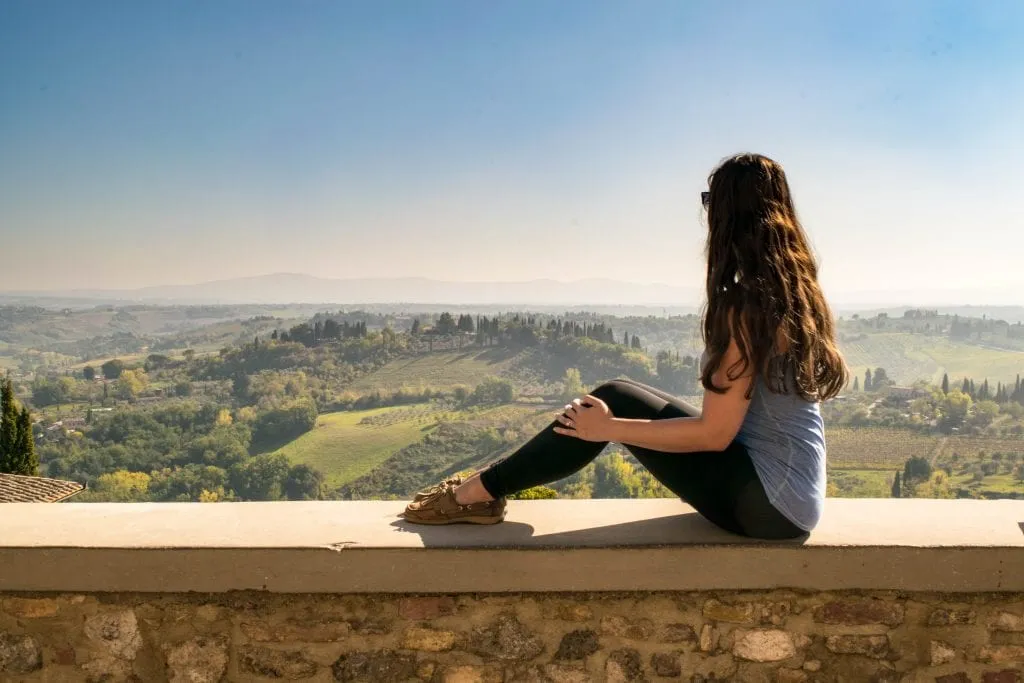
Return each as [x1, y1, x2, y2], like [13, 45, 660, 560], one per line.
[1, 1, 1022, 303]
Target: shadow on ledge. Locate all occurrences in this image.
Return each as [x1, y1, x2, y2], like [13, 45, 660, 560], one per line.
[390, 511, 808, 548]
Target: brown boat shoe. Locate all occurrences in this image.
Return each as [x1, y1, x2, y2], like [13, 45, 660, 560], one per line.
[412, 474, 465, 503]
[402, 480, 506, 525]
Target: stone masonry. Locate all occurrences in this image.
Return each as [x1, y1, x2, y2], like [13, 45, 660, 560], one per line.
[0, 590, 1022, 682]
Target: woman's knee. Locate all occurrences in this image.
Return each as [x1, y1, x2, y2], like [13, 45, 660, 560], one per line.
[589, 380, 633, 401]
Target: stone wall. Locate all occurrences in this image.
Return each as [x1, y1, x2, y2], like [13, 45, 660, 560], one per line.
[1, 590, 1022, 682]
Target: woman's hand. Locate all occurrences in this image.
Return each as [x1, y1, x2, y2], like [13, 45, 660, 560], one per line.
[553, 395, 614, 442]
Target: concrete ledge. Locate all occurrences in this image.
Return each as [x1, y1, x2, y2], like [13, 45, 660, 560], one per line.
[1, 499, 1022, 593]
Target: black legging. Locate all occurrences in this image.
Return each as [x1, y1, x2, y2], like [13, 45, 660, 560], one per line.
[479, 379, 805, 540]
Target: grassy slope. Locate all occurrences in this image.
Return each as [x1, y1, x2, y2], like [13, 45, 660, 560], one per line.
[840, 333, 1024, 386]
[347, 349, 520, 393]
[273, 406, 440, 488]
[827, 430, 1024, 498]
[828, 469, 894, 498]
[273, 402, 551, 490]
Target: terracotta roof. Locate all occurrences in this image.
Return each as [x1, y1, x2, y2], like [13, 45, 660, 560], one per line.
[0, 473, 85, 503]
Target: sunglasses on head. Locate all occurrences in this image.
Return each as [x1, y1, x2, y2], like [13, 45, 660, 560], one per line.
[701, 191, 710, 208]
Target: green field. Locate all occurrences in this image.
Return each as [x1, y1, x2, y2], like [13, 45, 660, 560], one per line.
[950, 472, 1022, 495]
[828, 468, 894, 498]
[840, 333, 1024, 386]
[70, 353, 149, 370]
[827, 430, 1024, 498]
[272, 406, 442, 488]
[272, 402, 552, 489]
[348, 349, 519, 393]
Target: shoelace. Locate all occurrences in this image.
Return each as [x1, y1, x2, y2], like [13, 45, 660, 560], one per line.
[421, 479, 457, 506]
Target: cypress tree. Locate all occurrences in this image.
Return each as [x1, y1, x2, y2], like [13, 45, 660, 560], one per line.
[941, 373, 949, 394]
[13, 407, 37, 476]
[865, 368, 873, 392]
[853, 376, 860, 391]
[962, 378, 970, 394]
[891, 471, 902, 498]
[0, 379, 19, 474]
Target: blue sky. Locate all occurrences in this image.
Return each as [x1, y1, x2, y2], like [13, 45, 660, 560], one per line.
[1, 0, 1022, 303]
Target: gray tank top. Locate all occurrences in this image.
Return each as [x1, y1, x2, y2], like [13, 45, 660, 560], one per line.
[702, 352, 827, 531]
[736, 377, 826, 531]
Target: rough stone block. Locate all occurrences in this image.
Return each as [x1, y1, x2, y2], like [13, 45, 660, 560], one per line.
[703, 599, 757, 625]
[399, 596, 457, 620]
[983, 671, 1022, 683]
[658, 623, 697, 645]
[991, 612, 1024, 633]
[825, 635, 890, 659]
[164, 636, 228, 683]
[350, 617, 391, 635]
[761, 602, 793, 627]
[698, 624, 717, 653]
[2, 597, 59, 618]
[978, 645, 1024, 664]
[813, 599, 904, 627]
[732, 630, 797, 663]
[601, 616, 655, 640]
[239, 645, 319, 679]
[81, 655, 132, 681]
[983, 671, 1023, 683]
[331, 650, 418, 682]
[241, 618, 352, 643]
[543, 602, 594, 622]
[469, 614, 544, 662]
[442, 665, 504, 683]
[84, 610, 143, 661]
[403, 626, 459, 652]
[931, 640, 958, 666]
[605, 648, 644, 682]
[928, 608, 977, 626]
[935, 674, 971, 683]
[194, 605, 221, 622]
[541, 663, 593, 683]
[0, 632, 43, 674]
[650, 652, 682, 677]
[417, 662, 437, 680]
[555, 630, 599, 661]
[54, 644, 76, 666]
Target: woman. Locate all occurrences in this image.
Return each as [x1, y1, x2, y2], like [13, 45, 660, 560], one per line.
[402, 153, 848, 540]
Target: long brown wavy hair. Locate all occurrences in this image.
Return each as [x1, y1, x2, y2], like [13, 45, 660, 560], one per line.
[700, 153, 847, 401]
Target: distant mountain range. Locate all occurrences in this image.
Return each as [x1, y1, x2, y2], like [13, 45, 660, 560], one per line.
[0, 273, 704, 307]
[2, 274, 1020, 321]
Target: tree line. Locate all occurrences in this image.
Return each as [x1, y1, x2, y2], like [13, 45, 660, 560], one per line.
[941, 373, 1024, 404]
[271, 319, 368, 346]
[0, 379, 38, 476]
[851, 367, 892, 392]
